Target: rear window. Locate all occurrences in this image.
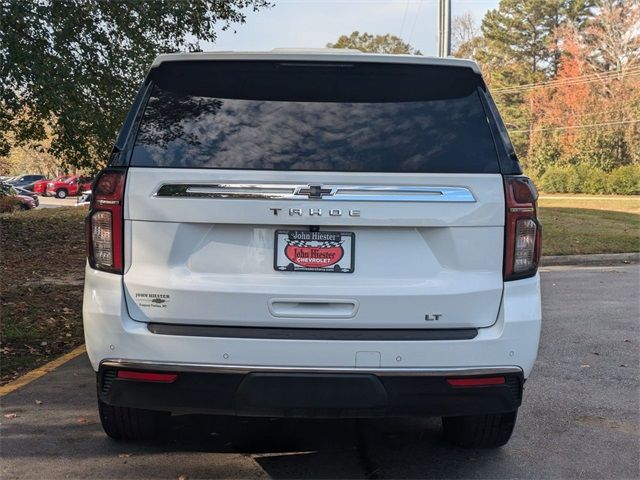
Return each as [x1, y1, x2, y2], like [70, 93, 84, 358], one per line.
[130, 61, 499, 173]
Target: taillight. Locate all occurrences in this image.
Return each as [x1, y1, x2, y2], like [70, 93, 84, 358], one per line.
[503, 175, 542, 281]
[86, 168, 126, 274]
[447, 376, 506, 387]
[116, 370, 177, 383]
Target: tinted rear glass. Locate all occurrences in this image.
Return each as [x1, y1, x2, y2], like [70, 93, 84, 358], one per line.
[130, 61, 499, 173]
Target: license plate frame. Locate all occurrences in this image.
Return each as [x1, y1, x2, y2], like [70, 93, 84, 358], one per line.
[274, 230, 355, 273]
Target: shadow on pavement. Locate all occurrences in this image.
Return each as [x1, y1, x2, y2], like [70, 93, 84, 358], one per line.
[2, 362, 505, 479]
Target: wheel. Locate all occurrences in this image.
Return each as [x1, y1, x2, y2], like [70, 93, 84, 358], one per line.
[442, 410, 517, 448]
[98, 399, 169, 441]
[55, 189, 68, 199]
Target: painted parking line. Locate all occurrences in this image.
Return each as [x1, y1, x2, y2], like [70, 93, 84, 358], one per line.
[0, 345, 86, 397]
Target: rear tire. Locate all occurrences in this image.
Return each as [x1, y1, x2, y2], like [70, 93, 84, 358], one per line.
[98, 399, 169, 441]
[442, 410, 517, 448]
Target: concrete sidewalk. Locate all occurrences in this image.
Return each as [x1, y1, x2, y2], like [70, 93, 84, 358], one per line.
[36, 196, 79, 209]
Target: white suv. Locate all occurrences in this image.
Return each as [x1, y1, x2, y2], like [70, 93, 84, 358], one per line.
[83, 50, 542, 448]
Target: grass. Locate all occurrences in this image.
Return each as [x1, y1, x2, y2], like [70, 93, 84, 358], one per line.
[538, 194, 639, 255]
[539, 207, 640, 256]
[539, 194, 640, 214]
[0, 207, 87, 385]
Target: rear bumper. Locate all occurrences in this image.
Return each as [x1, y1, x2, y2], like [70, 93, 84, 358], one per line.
[84, 263, 541, 412]
[98, 361, 523, 417]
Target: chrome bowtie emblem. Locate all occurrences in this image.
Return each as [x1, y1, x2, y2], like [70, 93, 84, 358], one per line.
[296, 185, 333, 199]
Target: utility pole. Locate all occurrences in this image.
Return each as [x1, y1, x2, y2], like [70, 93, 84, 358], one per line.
[437, 0, 451, 57]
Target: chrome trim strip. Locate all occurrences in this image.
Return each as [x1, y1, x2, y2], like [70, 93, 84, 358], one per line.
[100, 359, 521, 377]
[155, 184, 476, 203]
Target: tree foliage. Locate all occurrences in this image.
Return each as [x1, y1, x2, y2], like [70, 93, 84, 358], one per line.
[327, 31, 421, 55]
[451, 13, 482, 59]
[1, 130, 62, 177]
[585, 0, 640, 73]
[525, 2, 640, 175]
[0, 0, 270, 171]
[479, 0, 594, 77]
[454, 0, 639, 189]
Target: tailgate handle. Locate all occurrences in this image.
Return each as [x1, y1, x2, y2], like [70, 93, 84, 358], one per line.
[269, 299, 359, 318]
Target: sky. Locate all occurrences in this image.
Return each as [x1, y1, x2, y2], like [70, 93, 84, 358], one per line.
[204, 0, 500, 57]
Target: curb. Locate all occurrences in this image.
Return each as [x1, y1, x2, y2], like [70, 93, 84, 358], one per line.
[540, 252, 639, 266]
[0, 345, 86, 397]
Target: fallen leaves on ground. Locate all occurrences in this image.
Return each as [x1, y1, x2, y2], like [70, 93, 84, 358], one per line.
[1, 208, 86, 385]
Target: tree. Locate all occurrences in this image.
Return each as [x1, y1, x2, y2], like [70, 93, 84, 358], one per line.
[584, 0, 640, 76]
[525, 6, 640, 174]
[471, 1, 595, 164]
[1, 129, 63, 177]
[327, 31, 421, 55]
[451, 12, 480, 58]
[580, 0, 640, 167]
[479, 0, 594, 79]
[0, 0, 270, 171]
[448, 0, 637, 182]
[526, 33, 592, 172]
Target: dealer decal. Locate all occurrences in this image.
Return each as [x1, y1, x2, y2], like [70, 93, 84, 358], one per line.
[135, 292, 171, 308]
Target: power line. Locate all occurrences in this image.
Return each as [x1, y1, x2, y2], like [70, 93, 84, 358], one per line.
[529, 107, 633, 124]
[494, 71, 640, 95]
[493, 66, 640, 92]
[510, 119, 640, 134]
[494, 72, 640, 96]
[407, 0, 424, 47]
[399, 0, 411, 39]
[492, 67, 640, 94]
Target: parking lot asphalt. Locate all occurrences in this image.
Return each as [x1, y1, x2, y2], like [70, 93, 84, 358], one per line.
[1, 265, 639, 479]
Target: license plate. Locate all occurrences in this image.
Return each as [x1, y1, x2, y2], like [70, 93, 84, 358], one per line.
[274, 230, 355, 273]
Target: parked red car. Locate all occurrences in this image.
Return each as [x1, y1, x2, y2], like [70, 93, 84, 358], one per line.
[1, 183, 37, 210]
[45, 175, 92, 198]
[32, 175, 71, 195]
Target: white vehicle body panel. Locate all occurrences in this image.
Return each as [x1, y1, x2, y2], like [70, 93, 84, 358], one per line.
[84, 265, 541, 378]
[150, 50, 482, 74]
[122, 168, 506, 329]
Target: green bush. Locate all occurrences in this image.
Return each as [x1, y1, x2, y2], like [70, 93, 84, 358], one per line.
[608, 165, 640, 195]
[565, 164, 594, 193]
[539, 165, 572, 193]
[539, 164, 640, 194]
[583, 168, 609, 194]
